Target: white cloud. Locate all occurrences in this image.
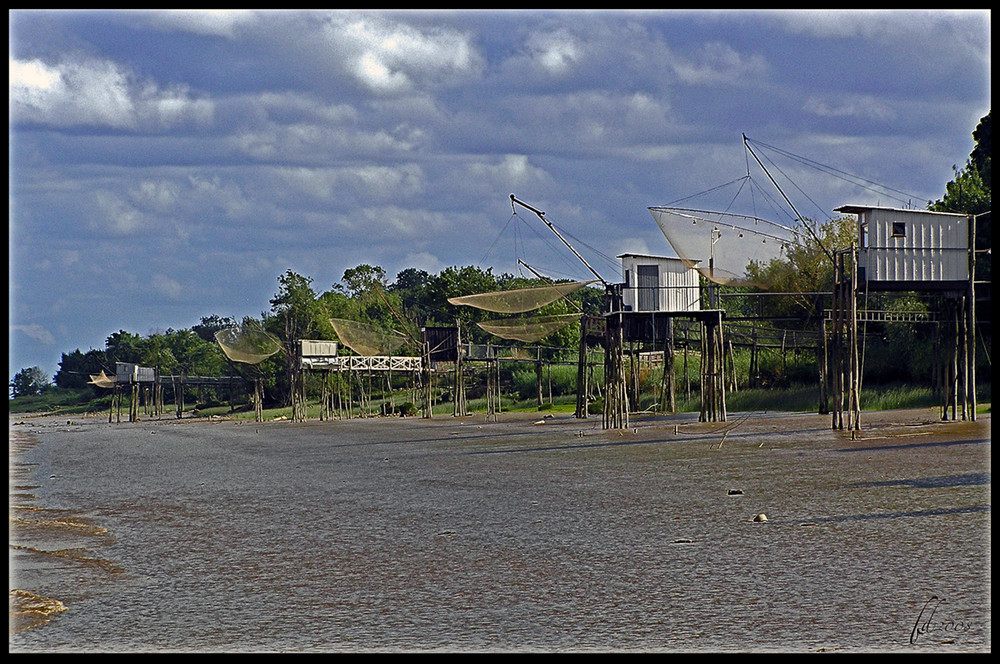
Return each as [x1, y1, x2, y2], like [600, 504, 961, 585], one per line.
[276, 164, 425, 202]
[527, 29, 583, 76]
[152, 274, 184, 300]
[131, 180, 181, 212]
[465, 154, 547, 192]
[803, 94, 897, 122]
[10, 57, 135, 128]
[672, 41, 767, 85]
[323, 13, 484, 94]
[230, 119, 422, 162]
[331, 204, 450, 240]
[92, 191, 144, 234]
[144, 9, 258, 38]
[12, 323, 56, 345]
[185, 174, 253, 220]
[9, 58, 61, 91]
[400, 251, 445, 275]
[772, 9, 969, 41]
[9, 56, 213, 130]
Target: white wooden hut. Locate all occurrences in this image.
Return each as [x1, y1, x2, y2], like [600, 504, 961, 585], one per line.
[618, 253, 701, 312]
[300, 340, 338, 368]
[115, 361, 156, 383]
[834, 205, 970, 289]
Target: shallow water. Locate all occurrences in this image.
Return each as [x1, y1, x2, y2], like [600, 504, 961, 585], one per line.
[9, 411, 991, 652]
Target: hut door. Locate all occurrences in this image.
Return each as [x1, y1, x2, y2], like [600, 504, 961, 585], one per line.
[637, 264, 659, 312]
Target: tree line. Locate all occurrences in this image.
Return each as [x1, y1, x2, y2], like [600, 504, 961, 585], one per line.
[10, 265, 605, 403]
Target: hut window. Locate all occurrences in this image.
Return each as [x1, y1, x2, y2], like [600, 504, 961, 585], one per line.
[891, 221, 906, 238]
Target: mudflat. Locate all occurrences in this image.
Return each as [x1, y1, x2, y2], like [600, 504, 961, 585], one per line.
[10, 407, 991, 652]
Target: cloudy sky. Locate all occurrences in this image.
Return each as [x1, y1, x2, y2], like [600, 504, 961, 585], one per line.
[9, 9, 991, 381]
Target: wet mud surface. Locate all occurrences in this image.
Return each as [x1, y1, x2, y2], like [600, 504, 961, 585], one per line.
[9, 408, 991, 652]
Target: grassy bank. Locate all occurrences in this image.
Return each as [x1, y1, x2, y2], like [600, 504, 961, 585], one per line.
[14, 381, 987, 423]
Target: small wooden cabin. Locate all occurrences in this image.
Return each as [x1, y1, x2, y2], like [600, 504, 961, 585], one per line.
[618, 253, 701, 312]
[834, 205, 970, 290]
[115, 361, 156, 383]
[300, 340, 338, 368]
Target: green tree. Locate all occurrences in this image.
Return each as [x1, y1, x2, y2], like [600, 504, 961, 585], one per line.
[138, 333, 178, 374]
[929, 111, 991, 289]
[266, 270, 333, 409]
[970, 110, 990, 187]
[162, 328, 226, 375]
[105, 330, 143, 365]
[192, 315, 237, 343]
[423, 265, 500, 344]
[389, 268, 435, 327]
[268, 270, 334, 342]
[930, 163, 990, 217]
[340, 264, 388, 297]
[10, 366, 51, 398]
[55, 348, 109, 389]
[334, 264, 405, 334]
[743, 215, 855, 321]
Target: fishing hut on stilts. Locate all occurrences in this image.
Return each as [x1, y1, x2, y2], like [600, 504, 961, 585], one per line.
[613, 253, 725, 424]
[830, 205, 980, 431]
[499, 196, 728, 428]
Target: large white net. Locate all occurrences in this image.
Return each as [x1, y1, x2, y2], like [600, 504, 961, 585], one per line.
[648, 207, 806, 286]
[477, 313, 580, 343]
[87, 370, 116, 389]
[330, 318, 408, 357]
[215, 322, 283, 365]
[447, 281, 596, 314]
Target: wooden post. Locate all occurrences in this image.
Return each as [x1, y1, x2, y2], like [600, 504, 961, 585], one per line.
[718, 310, 727, 422]
[536, 346, 544, 408]
[849, 246, 861, 431]
[819, 317, 829, 415]
[455, 323, 466, 417]
[576, 315, 589, 418]
[955, 295, 969, 420]
[666, 318, 676, 412]
[951, 300, 959, 421]
[177, 373, 185, 420]
[967, 213, 977, 420]
[727, 338, 737, 393]
[658, 319, 675, 413]
[683, 325, 690, 402]
[603, 310, 628, 430]
[699, 318, 708, 423]
[830, 253, 843, 430]
[422, 339, 432, 419]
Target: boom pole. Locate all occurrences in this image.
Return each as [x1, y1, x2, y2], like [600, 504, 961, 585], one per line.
[510, 194, 608, 286]
[742, 134, 834, 265]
